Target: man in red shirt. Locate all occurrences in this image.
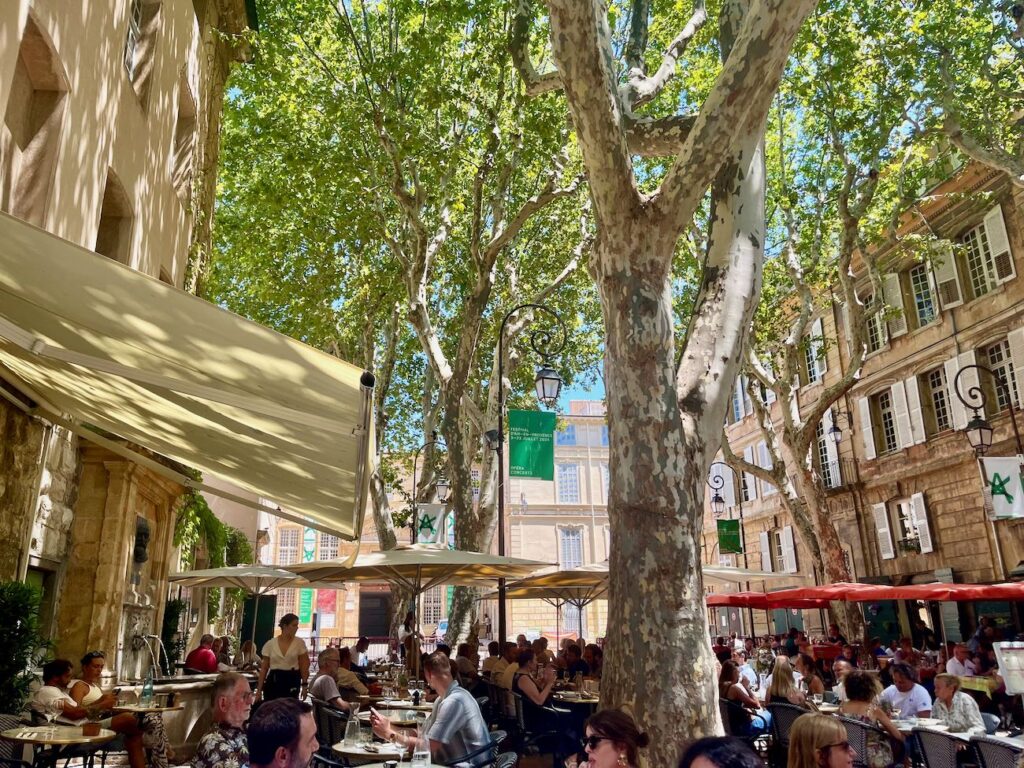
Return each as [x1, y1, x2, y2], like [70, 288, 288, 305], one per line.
[185, 634, 219, 674]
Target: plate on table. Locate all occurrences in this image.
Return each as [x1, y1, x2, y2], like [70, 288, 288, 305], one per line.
[915, 718, 942, 727]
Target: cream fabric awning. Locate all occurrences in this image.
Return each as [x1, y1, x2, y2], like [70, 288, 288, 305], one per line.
[0, 212, 374, 539]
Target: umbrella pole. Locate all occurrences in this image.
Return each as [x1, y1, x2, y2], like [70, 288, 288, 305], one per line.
[251, 593, 260, 647]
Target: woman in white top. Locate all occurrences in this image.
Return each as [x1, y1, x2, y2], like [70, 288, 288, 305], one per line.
[256, 613, 310, 701]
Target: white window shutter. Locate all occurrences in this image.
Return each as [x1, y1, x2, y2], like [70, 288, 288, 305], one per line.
[742, 445, 757, 500]
[932, 242, 963, 309]
[984, 205, 1016, 283]
[910, 492, 933, 554]
[723, 465, 736, 508]
[741, 374, 753, 416]
[823, 409, 840, 474]
[890, 381, 914, 449]
[812, 317, 827, 374]
[1008, 328, 1024, 408]
[759, 531, 772, 572]
[858, 396, 876, 460]
[945, 355, 968, 429]
[883, 274, 908, 337]
[873, 503, 895, 560]
[781, 526, 798, 573]
[904, 375, 926, 445]
[958, 351, 980, 424]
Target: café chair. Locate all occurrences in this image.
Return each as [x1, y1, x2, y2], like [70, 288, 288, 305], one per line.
[440, 729, 506, 766]
[493, 752, 518, 768]
[912, 727, 961, 768]
[767, 702, 807, 768]
[837, 715, 898, 768]
[310, 698, 348, 768]
[971, 735, 1023, 768]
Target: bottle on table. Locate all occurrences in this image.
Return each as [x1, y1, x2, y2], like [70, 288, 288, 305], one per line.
[141, 667, 155, 707]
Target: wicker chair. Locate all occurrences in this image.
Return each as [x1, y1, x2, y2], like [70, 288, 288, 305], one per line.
[971, 735, 1023, 768]
[767, 702, 808, 768]
[837, 714, 900, 768]
[493, 751, 518, 768]
[912, 727, 961, 768]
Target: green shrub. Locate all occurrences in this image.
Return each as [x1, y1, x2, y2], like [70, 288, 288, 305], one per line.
[0, 581, 50, 715]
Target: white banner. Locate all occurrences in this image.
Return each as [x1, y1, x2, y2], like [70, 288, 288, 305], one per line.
[415, 503, 448, 544]
[979, 456, 1024, 519]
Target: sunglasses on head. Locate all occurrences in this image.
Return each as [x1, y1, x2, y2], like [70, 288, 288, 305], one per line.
[582, 736, 609, 750]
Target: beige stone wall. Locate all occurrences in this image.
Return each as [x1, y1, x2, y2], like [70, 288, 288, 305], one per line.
[0, 397, 43, 579]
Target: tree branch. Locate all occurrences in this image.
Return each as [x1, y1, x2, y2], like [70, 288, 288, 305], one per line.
[512, 0, 563, 97]
[625, 115, 697, 157]
[624, 0, 708, 112]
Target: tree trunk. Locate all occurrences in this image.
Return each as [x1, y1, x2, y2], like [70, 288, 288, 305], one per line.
[597, 231, 721, 764]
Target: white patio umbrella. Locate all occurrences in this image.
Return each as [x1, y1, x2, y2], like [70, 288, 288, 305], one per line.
[488, 562, 789, 638]
[168, 565, 344, 645]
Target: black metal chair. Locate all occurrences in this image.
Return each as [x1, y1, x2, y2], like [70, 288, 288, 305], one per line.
[837, 714, 899, 768]
[511, 692, 566, 768]
[440, 728, 507, 766]
[310, 698, 349, 768]
[0, 715, 31, 768]
[971, 735, 1023, 768]
[493, 752, 518, 768]
[767, 702, 808, 768]
[912, 727, 960, 768]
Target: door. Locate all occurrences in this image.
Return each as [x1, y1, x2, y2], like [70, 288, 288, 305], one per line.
[772, 608, 805, 634]
[359, 593, 392, 638]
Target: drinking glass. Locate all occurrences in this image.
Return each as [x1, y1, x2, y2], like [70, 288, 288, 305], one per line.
[43, 699, 62, 737]
[411, 731, 430, 768]
[811, 693, 823, 706]
[891, 707, 902, 720]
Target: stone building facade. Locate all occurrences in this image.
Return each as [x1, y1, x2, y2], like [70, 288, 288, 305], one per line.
[705, 160, 1024, 644]
[0, 0, 253, 676]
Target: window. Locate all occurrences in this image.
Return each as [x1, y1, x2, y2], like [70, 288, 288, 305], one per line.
[872, 390, 899, 455]
[0, 15, 68, 226]
[124, 0, 144, 78]
[865, 296, 887, 353]
[562, 602, 583, 633]
[274, 588, 296, 624]
[557, 464, 580, 503]
[600, 463, 609, 503]
[556, 424, 576, 446]
[318, 532, 339, 561]
[816, 420, 838, 489]
[894, 499, 919, 545]
[804, 318, 826, 384]
[771, 529, 787, 574]
[171, 75, 196, 203]
[95, 169, 133, 264]
[909, 264, 937, 327]
[963, 206, 1015, 299]
[731, 385, 744, 423]
[921, 367, 951, 435]
[600, 424, 609, 447]
[122, 0, 162, 105]
[981, 339, 1020, 413]
[423, 585, 444, 625]
[277, 528, 300, 565]
[559, 526, 584, 568]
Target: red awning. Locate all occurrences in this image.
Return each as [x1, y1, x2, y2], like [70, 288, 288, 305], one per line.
[705, 582, 1024, 609]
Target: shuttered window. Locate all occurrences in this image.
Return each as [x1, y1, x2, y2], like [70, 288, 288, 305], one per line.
[559, 526, 584, 568]
[277, 528, 300, 565]
[910, 264, 937, 327]
[873, 390, 899, 455]
[923, 367, 951, 435]
[981, 338, 1020, 412]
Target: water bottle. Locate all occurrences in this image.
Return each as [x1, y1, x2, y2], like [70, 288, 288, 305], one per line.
[344, 714, 361, 746]
[141, 667, 154, 707]
[411, 726, 431, 767]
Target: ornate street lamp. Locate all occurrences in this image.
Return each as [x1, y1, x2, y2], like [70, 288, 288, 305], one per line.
[952, 363, 1024, 456]
[411, 431, 448, 543]
[827, 410, 852, 445]
[488, 302, 568, 642]
[706, 461, 730, 518]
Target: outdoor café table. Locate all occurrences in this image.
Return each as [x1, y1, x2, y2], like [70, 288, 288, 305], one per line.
[959, 676, 999, 694]
[553, 692, 600, 710]
[817, 703, 840, 714]
[1, 725, 116, 768]
[332, 740, 407, 764]
[811, 645, 842, 663]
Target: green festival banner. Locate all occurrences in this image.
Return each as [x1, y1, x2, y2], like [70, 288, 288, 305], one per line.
[717, 519, 743, 554]
[508, 410, 556, 480]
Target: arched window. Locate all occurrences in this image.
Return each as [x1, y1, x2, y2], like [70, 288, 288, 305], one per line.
[0, 14, 68, 225]
[95, 169, 134, 265]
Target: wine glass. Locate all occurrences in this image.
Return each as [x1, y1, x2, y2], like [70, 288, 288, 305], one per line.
[891, 706, 902, 721]
[811, 693, 823, 707]
[43, 699, 62, 737]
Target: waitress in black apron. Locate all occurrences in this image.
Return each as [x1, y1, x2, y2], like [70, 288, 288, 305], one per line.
[256, 613, 310, 701]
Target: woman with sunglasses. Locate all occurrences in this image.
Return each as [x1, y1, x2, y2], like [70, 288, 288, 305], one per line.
[788, 713, 856, 768]
[570, 709, 648, 768]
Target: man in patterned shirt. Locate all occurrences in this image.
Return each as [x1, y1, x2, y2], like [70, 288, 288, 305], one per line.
[192, 672, 252, 768]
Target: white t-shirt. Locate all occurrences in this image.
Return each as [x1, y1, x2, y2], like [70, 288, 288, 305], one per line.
[33, 685, 84, 725]
[261, 636, 308, 671]
[946, 657, 977, 676]
[881, 683, 932, 717]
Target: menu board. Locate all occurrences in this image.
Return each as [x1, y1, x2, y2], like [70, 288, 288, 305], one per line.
[993, 642, 1024, 694]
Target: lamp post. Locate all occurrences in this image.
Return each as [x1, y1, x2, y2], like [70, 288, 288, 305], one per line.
[706, 461, 730, 518]
[486, 303, 568, 643]
[952, 363, 1024, 456]
[411, 431, 450, 544]
[827, 410, 853, 445]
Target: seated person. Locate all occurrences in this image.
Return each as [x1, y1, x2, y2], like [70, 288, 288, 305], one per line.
[946, 644, 978, 676]
[247, 699, 318, 768]
[193, 671, 252, 768]
[932, 674, 986, 736]
[826, 623, 848, 646]
[348, 636, 371, 672]
[563, 644, 590, 679]
[496, 643, 520, 690]
[795, 653, 825, 697]
[184, 634, 219, 674]
[582, 644, 603, 679]
[894, 637, 922, 667]
[839, 644, 858, 668]
[481, 641, 501, 677]
[35, 657, 147, 768]
[233, 639, 259, 671]
[719, 661, 771, 737]
[215, 636, 233, 671]
[879, 663, 932, 718]
[455, 643, 484, 695]
[831, 659, 853, 702]
[838, 670, 904, 768]
[370, 651, 491, 767]
[334, 646, 368, 699]
[309, 649, 352, 711]
[764, 656, 807, 707]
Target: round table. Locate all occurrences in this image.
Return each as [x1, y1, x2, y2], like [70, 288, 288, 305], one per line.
[817, 703, 840, 714]
[332, 740, 407, 764]
[374, 699, 433, 712]
[1, 725, 116, 768]
[553, 693, 599, 709]
[112, 704, 184, 714]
